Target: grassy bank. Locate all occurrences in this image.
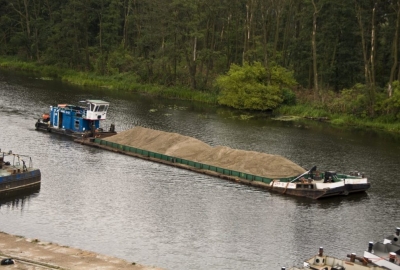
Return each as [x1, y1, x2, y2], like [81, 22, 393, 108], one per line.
[1, 56, 399, 134]
[277, 104, 400, 133]
[0, 57, 218, 104]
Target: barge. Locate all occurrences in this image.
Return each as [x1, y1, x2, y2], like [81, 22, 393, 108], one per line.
[34, 100, 370, 200]
[35, 100, 116, 138]
[75, 126, 370, 200]
[0, 150, 41, 198]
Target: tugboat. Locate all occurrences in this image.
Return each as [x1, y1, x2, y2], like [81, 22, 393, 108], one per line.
[35, 100, 116, 139]
[0, 150, 41, 198]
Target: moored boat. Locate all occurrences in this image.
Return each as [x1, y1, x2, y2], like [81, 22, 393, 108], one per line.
[363, 227, 400, 269]
[35, 99, 116, 139]
[0, 150, 41, 198]
[285, 227, 400, 270]
[285, 247, 391, 270]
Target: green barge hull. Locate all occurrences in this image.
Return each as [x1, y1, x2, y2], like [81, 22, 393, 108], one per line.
[77, 137, 289, 185]
[75, 138, 370, 199]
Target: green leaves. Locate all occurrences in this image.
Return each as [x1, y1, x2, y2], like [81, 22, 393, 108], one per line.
[216, 62, 296, 111]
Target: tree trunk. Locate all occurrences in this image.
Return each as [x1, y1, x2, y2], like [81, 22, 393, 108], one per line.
[10, 0, 32, 59]
[32, 0, 41, 61]
[243, 0, 255, 63]
[389, 1, 400, 97]
[273, 0, 283, 60]
[311, 0, 319, 99]
[186, 36, 197, 89]
[122, 0, 132, 49]
[355, 0, 372, 86]
[282, 0, 294, 66]
[370, 2, 377, 87]
[83, 0, 90, 70]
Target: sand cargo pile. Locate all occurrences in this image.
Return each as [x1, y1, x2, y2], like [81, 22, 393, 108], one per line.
[77, 126, 370, 199]
[102, 126, 306, 179]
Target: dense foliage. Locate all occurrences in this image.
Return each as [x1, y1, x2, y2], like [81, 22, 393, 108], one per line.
[1, 0, 400, 118]
[217, 62, 296, 110]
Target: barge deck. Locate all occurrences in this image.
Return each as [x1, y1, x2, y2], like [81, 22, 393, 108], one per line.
[75, 135, 370, 200]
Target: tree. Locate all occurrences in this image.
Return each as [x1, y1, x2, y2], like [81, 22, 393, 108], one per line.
[216, 61, 296, 110]
[388, 0, 400, 97]
[311, 0, 321, 99]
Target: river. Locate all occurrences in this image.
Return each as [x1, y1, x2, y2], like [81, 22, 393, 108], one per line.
[0, 70, 400, 270]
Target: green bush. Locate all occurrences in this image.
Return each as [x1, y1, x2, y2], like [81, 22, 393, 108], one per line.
[216, 62, 297, 110]
[281, 88, 296, 105]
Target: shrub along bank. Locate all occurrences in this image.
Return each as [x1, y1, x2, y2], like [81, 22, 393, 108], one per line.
[1, 57, 399, 134]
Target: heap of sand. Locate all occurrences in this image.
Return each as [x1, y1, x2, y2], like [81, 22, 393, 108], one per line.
[103, 127, 306, 179]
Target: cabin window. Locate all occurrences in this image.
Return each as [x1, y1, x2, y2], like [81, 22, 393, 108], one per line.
[95, 105, 99, 112]
[98, 105, 105, 112]
[74, 120, 79, 129]
[90, 104, 94, 111]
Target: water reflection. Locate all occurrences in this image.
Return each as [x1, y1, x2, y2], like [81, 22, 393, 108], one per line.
[1, 69, 400, 270]
[0, 187, 41, 209]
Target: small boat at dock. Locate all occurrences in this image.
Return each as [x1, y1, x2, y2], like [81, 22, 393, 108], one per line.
[285, 247, 393, 269]
[35, 99, 117, 139]
[285, 227, 400, 269]
[363, 227, 400, 269]
[0, 150, 41, 198]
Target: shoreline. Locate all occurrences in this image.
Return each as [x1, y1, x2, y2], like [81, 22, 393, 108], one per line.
[1, 62, 400, 135]
[0, 231, 163, 270]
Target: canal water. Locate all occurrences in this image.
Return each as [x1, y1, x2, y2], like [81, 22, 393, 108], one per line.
[0, 70, 400, 270]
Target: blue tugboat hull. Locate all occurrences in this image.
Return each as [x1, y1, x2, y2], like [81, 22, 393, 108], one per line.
[0, 169, 41, 198]
[35, 100, 116, 139]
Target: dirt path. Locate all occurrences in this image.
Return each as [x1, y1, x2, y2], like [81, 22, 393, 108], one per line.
[0, 232, 163, 270]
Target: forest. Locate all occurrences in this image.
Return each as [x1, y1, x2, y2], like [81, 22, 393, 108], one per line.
[1, 0, 400, 130]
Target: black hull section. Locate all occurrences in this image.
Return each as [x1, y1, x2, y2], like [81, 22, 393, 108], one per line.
[0, 170, 41, 198]
[0, 185, 40, 202]
[35, 122, 116, 139]
[345, 183, 371, 194]
[271, 186, 347, 199]
[271, 187, 328, 199]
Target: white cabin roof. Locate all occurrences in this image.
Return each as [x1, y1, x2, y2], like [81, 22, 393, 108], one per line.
[85, 99, 109, 105]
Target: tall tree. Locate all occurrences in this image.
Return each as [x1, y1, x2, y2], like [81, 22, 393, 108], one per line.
[311, 0, 320, 98]
[389, 0, 400, 97]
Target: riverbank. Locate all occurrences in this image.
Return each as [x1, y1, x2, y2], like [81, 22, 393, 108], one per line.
[0, 57, 217, 104]
[0, 231, 163, 270]
[1, 57, 400, 134]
